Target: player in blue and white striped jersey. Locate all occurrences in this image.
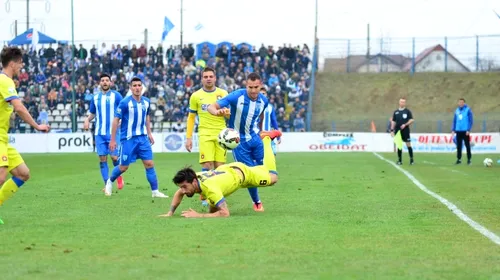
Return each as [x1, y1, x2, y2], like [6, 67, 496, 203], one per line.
[84, 73, 125, 190]
[260, 86, 280, 155]
[207, 73, 272, 212]
[104, 77, 168, 198]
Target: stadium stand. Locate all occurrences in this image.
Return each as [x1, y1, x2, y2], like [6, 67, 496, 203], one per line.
[1, 42, 312, 133]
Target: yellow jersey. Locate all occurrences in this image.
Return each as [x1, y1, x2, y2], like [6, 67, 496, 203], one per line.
[0, 74, 18, 143]
[188, 87, 228, 136]
[196, 166, 243, 207]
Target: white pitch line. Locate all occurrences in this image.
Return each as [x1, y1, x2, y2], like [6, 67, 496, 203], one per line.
[374, 152, 500, 246]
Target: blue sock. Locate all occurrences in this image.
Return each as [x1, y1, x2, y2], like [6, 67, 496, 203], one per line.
[112, 159, 119, 167]
[99, 162, 109, 183]
[201, 168, 209, 171]
[248, 187, 260, 204]
[12, 176, 25, 188]
[145, 167, 158, 191]
[109, 166, 123, 182]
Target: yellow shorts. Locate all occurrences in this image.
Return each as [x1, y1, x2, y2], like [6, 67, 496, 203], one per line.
[0, 143, 25, 172]
[199, 134, 227, 164]
[221, 162, 272, 188]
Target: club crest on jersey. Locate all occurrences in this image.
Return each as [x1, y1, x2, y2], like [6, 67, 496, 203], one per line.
[122, 155, 128, 161]
[402, 114, 407, 119]
[216, 95, 222, 100]
[201, 104, 209, 111]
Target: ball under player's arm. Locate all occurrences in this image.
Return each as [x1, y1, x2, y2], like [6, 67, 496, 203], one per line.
[10, 99, 49, 132]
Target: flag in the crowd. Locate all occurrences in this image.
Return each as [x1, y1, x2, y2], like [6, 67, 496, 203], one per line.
[31, 28, 39, 51]
[494, 10, 500, 19]
[162, 16, 175, 41]
[194, 23, 203, 31]
[394, 130, 403, 150]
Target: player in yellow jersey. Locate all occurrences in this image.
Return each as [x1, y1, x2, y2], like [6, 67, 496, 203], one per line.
[185, 67, 229, 205]
[159, 130, 281, 218]
[0, 47, 50, 224]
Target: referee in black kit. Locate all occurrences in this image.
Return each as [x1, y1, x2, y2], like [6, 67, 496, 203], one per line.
[390, 98, 415, 165]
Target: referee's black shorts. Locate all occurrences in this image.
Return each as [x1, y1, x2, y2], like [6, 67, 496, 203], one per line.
[395, 128, 411, 142]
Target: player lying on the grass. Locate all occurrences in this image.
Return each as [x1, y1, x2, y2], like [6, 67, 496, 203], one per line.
[159, 130, 281, 218]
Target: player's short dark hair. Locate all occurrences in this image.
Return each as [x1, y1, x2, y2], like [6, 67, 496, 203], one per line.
[459, 98, 466, 102]
[247, 72, 261, 81]
[202, 67, 216, 75]
[172, 167, 197, 184]
[130, 77, 142, 84]
[1, 46, 23, 68]
[100, 73, 111, 81]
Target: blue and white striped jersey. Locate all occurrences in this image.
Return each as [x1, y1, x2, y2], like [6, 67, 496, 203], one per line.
[216, 89, 268, 142]
[89, 90, 123, 136]
[262, 103, 279, 131]
[115, 95, 151, 140]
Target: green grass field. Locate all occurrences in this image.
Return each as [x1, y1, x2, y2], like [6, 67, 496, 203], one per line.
[1, 152, 500, 279]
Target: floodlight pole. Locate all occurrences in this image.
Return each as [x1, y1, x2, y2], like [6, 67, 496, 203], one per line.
[70, 0, 76, 132]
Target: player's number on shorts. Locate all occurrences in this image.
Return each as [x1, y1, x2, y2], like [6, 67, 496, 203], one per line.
[259, 180, 267, 186]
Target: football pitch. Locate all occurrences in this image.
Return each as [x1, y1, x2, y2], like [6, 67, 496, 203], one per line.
[1, 152, 500, 279]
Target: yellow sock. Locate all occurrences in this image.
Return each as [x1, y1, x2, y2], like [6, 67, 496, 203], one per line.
[262, 136, 277, 172]
[0, 179, 20, 206]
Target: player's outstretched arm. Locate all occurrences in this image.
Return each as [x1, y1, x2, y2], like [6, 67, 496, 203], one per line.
[10, 99, 49, 132]
[181, 200, 230, 218]
[159, 189, 185, 217]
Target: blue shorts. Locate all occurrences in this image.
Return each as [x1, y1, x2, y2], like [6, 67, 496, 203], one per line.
[95, 135, 120, 157]
[232, 135, 264, 167]
[119, 135, 152, 166]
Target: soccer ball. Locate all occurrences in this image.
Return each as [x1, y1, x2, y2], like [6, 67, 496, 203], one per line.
[483, 158, 493, 167]
[218, 128, 240, 150]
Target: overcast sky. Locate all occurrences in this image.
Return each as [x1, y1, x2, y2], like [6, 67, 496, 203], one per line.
[1, 0, 500, 63]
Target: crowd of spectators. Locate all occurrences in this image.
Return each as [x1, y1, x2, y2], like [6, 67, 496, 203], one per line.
[1, 41, 312, 133]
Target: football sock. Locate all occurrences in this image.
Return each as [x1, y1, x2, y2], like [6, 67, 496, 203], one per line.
[0, 177, 24, 206]
[262, 136, 277, 172]
[247, 188, 260, 204]
[145, 167, 159, 191]
[112, 159, 119, 167]
[397, 149, 402, 161]
[408, 147, 414, 159]
[109, 166, 123, 182]
[99, 162, 109, 183]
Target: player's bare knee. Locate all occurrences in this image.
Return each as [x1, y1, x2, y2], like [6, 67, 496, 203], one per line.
[11, 164, 30, 182]
[270, 173, 278, 185]
[111, 156, 118, 162]
[214, 161, 224, 169]
[99, 156, 107, 162]
[143, 160, 154, 169]
[119, 165, 129, 172]
[202, 162, 213, 170]
[0, 168, 7, 185]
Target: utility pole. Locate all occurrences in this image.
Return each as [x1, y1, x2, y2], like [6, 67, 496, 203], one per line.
[27, 0, 30, 29]
[180, 0, 184, 46]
